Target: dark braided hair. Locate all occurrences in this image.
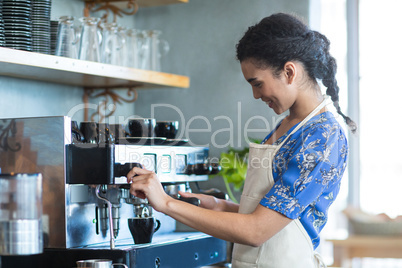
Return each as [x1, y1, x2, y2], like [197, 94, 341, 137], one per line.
[236, 13, 357, 133]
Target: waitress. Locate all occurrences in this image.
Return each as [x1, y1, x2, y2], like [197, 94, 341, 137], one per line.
[126, 13, 356, 268]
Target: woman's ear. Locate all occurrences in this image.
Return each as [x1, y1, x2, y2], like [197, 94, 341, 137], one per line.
[283, 62, 297, 85]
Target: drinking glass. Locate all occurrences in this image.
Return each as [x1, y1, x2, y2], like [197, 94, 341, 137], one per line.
[101, 22, 125, 65]
[141, 30, 169, 71]
[78, 17, 102, 62]
[125, 28, 144, 68]
[117, 26, 128, 66]
[55, 16, 79, 58]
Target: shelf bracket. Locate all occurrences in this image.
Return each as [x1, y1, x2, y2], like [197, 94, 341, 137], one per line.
[84, 0, 139, 22]
[83, 87, 138, 122]
[0, 119, 21, 152]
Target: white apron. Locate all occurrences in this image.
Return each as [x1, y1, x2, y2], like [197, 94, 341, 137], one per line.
[231, 98, 329, 268]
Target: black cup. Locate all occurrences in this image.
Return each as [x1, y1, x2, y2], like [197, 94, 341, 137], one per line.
[97, 123, 114, 144]
[79, 121, 98, 144]
[155, 121, 179, 139]
[127, 118, 156, 138]
[109, 124, 128, 143]
[128, 217, 161, 244]
[71, 121, 84, 143]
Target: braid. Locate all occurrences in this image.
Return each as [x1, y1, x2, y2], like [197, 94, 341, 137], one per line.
[333, 101, 357, 134]
[312, 31, 357, 134]
[236, 13, 357, 134]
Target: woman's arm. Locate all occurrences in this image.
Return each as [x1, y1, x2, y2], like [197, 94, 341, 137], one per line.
[164, 196, 291, 247]
[127, 167, 292, 247]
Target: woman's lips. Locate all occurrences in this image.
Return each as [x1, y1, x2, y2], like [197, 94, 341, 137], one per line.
[265, 100, 273, 108]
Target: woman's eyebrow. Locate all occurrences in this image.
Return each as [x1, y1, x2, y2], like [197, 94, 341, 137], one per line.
[247, 77, 257, 83]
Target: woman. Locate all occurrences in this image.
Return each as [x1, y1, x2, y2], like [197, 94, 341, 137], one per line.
[126, 13, 355, 267]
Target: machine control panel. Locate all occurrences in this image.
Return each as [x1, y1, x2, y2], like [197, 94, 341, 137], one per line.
[66, 144, 211, 184]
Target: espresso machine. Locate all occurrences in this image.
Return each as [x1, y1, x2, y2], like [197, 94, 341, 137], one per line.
[0, 116, 227, 268]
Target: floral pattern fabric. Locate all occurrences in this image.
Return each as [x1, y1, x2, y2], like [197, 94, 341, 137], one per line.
[259, 111, 348, 249]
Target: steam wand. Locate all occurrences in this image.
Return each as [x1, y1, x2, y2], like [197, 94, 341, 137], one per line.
[95, 185, 115, 249]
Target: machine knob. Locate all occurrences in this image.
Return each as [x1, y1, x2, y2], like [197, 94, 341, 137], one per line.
[187, 164, 212, 175]
[209, 163, 222, 175]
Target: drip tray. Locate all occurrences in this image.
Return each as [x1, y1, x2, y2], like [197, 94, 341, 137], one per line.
[82, 232, 209, 250]
[2, 232, 227, 268]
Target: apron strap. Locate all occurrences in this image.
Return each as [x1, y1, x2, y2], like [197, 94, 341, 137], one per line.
[314, 251, 327, 268]
[277, 95, 331, 148]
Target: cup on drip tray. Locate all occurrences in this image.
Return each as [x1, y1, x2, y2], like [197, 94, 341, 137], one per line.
[76, 259, 127, 268]
[127, 201, 161, 244]
[128, 217, 161, 244]
[127, 118, 156, 137]
[155, 121, 179, 139]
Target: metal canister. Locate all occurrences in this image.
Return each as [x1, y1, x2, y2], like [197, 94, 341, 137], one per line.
[0, 173, 43, 255]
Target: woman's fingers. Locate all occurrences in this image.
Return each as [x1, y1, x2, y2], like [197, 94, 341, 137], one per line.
[130, 180, 148, 199]
[178, 191, 218, 210]
[178, 191, 198, 198]
[128, 171, 171, 212]
[126, 166, 153, 183]
[128, 171, 160, 198]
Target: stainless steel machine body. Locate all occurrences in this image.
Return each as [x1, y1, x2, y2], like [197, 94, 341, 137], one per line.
[0, 116, 227, 268]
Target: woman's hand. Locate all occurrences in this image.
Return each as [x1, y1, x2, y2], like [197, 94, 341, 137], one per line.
[126, 167, 171, 212]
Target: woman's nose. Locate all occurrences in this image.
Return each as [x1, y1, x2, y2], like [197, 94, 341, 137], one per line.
[252, 88, 261, 99]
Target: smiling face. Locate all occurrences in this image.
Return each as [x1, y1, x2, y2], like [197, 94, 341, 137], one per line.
[240, 59, 299, 115]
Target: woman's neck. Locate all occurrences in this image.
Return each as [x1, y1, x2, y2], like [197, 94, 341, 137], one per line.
[287, 89, 324, 121]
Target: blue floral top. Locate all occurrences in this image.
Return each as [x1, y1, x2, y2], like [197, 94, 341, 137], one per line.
[259, 111, 348, 249]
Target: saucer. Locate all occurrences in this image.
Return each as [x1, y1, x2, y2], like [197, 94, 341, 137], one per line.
[118, 137, 166, 145]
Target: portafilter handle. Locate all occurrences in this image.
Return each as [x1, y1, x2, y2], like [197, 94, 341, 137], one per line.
[163, 184, 200, 206]
[200, 188, 228, 200]
[172, 195, 200, 206]
[114, 162, 143, 178]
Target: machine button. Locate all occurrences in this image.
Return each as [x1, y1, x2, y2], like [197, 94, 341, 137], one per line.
[160, 155, 171, 173]
[142, 153, 156, 172]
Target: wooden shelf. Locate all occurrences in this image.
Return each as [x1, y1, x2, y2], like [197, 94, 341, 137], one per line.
[0, 47, 190, 89]
[84, 0, 188, 8]
[136, 0, 188, 7]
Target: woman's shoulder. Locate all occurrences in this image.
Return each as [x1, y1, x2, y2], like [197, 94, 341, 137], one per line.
[305, 111, 344, 131]
[298, 111, 348, 143]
